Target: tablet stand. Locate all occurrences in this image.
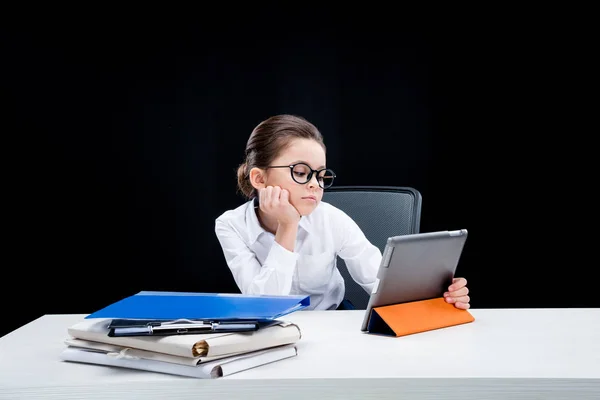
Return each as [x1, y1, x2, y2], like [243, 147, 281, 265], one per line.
[366, 297, 474, 337]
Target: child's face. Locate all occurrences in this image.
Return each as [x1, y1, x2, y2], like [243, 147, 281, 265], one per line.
[265, 138, 327, 216]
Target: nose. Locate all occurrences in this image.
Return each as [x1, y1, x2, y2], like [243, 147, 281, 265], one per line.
[308, 172, 319, 189]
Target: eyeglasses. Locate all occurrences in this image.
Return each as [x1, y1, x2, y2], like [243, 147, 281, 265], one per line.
[266, 162, 336, 189]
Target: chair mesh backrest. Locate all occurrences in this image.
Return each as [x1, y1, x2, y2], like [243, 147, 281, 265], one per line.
[322, 186, 422, 309]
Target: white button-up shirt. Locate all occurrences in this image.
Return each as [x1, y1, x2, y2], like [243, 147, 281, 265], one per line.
[214, 199, 382, 310]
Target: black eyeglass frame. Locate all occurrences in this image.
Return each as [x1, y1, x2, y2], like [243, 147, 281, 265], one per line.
[266, 162, 337, 189]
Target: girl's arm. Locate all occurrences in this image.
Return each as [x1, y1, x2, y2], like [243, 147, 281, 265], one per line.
[334, 209, 382, 294]
[215, 218, 299, 295]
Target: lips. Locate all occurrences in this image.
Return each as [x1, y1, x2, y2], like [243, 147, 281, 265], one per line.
[302, 196, 317, 201]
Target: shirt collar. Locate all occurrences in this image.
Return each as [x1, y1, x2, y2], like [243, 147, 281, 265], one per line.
[298, 213, 314, 235]
[245, 198, 315, 244]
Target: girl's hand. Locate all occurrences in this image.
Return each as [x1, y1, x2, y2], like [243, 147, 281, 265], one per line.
[444, 277, 470, 309]
[258, 186, 301, 225]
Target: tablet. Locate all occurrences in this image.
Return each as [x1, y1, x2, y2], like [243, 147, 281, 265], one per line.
[360, 229, 468, 332]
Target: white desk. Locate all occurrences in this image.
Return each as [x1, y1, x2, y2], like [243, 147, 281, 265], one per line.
[1, 309, 599, 399]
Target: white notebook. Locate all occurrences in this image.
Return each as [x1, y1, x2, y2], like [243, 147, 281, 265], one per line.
[60, 344, 298, 379]
[68, 318, 301, 358]
[65, 338, 246, 366]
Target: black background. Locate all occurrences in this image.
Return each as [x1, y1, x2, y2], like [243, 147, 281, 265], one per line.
[2, 10, 595, 338]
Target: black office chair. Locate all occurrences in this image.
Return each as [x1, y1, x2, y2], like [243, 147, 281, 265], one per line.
[322, 186, 422, 310]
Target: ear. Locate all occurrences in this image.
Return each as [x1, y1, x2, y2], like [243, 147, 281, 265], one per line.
[249, 167, 267, 190]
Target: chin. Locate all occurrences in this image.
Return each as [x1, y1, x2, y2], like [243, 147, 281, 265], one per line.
[296, 202, 319, 217]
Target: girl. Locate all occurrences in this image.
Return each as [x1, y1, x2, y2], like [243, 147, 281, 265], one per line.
[215, 114, 470, 310]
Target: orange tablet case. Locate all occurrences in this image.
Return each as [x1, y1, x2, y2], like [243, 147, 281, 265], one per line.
[366, 297, 474, 337]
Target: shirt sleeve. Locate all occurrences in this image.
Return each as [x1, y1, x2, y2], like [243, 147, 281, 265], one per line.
[215, 218, 299, 295]
[335, 210, 382, 294]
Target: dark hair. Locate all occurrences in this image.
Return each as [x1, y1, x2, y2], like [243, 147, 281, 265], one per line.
[237, 114, 326, 199]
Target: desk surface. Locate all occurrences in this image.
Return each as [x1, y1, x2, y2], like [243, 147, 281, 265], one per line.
[1, 309, 599, 399]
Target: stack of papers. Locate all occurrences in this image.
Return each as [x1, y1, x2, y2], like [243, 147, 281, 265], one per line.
[60, 291, 310, 378]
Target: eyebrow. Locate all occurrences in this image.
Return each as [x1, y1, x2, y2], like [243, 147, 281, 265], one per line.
[290, 160, 326, 169]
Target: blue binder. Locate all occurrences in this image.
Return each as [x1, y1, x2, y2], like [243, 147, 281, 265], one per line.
[85, 291, 311, 320]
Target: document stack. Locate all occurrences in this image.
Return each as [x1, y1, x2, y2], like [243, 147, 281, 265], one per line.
[60, 291, 310, 378]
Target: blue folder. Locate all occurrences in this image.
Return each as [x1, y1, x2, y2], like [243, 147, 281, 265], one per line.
[85, 291, 311, 320]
